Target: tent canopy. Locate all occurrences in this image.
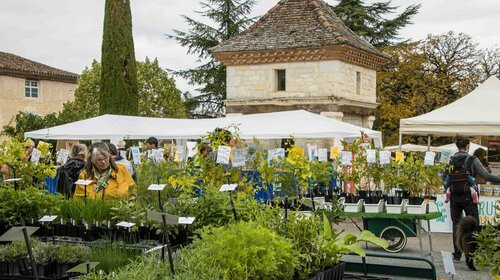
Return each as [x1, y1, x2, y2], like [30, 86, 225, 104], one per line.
[400, 76, 500, 136]
[25, 110, 382, 145]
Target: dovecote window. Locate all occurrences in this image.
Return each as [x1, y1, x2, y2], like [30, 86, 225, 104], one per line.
[25, 80, 39, 98]
[276, 69, 286, 91]
[355, 72, 361, 95]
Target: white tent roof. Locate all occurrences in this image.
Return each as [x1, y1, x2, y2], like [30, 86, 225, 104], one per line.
[25, 110, 382, 145]
[437, 142, 487, 155]
[400, 76, 500, 136]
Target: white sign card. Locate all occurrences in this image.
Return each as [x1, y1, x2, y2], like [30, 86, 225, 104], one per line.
[30, 148, 41, 165]
[307, 146, 316, 162]
[441, 251, 456, 276]
[219, 183, 238, 192]
[318, 148, 328, 162]
[216, 145, 231, 165]
[366, 149, 377, 164]
[175, 146, 185, 162]
[232, 149, 247, 167]
[57, 149, 69, 165]
[276, 148, 285, 159]
[341, 151, 352, 166]
[116, 222, 136, 228]
[379, 151, 391, 165]
[424, 151, 436, 166]
[148, 184, 167, 191]
[130, 147, 141, 164]
[38, 215, 58, 222]
[186, 142, 198, 158]
[267, 149, 277, 162]
[178, 217, 196, 225]
[4, 178, 23, 183]
[75, 180, 93, 185]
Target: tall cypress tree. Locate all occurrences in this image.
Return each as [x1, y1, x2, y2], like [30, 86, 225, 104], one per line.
[100, 0, 139, 115]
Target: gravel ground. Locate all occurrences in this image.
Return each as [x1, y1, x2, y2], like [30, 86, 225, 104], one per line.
[338, 218, 493, 280]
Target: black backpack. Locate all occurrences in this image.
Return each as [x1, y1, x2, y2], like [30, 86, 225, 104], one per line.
[448, 155, 475, 197]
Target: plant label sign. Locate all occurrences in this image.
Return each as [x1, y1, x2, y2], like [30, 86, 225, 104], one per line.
[219, 183, 237, 192]
[152, 149, 164, 162]
[341, 151, 352, 166]
[178, 217, 196, 225]
[75, 179, 93, 185]
[4, 178, 22, 182]
[330, 146, 339, 159]
[30, 148, 41, 165]
[116, 222, 136, 228]
[57, 149, 69, 165]
[440, 150, 452, 163]
[148, 184, 167, 191]
[186, 142, 198, 158]
[216, 145, 231, 165]
[130, 147, 141, 164]
[379, 151, 391, 165]
[366, 149, 377, 164]
[39, 215, 58, 222]
[441, 251, 456, 276]
[318, 148, 328, 162]
[424, 151, 436, 166]
[174, 146, 185, 162]
[232, 149, 247, 167]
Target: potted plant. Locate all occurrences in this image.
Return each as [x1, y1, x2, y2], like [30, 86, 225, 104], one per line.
[32, 242, 55, 277]
[53, 244, 90, 276]
[473, 204, 500, 278]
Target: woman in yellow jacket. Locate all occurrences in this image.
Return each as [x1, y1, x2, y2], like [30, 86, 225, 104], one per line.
[74, 144, 135, 200]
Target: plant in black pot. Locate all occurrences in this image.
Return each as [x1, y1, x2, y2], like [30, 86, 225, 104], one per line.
[53, 244, 91, 276]
[32, 242, 55, 277]
[400, 154, 426, 205]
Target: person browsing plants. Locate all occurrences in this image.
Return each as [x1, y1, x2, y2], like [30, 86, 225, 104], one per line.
[74, 143, 135, 201]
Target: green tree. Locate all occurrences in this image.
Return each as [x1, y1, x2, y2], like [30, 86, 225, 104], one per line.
[1, 112, 59, 140]
[330, 0, 420, 47]
[168, 0, 257, 117]
[100, 0, 139, 115]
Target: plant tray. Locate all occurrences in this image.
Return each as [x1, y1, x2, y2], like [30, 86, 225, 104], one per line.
[407, 202, 427, 214]
[344, 199, 364, 213]
[364, 199, 384, 213]
[385, 199, 408, 214]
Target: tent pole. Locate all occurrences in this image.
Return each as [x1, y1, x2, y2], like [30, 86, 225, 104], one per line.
[427, 135, 431, 152]
[398, 132, 402, 151]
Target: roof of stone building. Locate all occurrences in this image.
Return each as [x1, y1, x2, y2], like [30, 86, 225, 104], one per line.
[0, 51, 78, 83]
[211, 0, 388, 59]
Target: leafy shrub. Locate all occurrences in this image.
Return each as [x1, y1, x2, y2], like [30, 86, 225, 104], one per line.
[177, 221, 298, 280]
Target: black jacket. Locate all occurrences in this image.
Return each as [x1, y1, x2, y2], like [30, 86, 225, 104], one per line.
[56, 158, 85, 198]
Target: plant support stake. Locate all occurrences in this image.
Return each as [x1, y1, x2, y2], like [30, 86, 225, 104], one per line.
[20, 216, 39, 280]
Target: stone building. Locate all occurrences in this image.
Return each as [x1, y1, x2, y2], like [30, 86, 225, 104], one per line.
[211, 0, 389, 129]
[0, 51, 78, 139]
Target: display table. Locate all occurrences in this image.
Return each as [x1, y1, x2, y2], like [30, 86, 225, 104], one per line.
[339, 211, 442, 260]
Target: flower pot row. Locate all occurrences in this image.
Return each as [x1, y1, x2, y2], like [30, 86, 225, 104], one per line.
[0, 259, 79, 278]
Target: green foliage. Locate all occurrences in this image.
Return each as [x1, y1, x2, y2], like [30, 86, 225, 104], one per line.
[474, 204, 500, 277]
[1, 112, 60, 140]
[330, 0, 420, 47]
[177, 221, 298, 280]
[168, 0, 257, 117]
[0, 187, 62, 224]
[100, 0, 139, 115]
[81, 256, 172, 280]
[52, 244, 91, 264]
[90, 241, 142, 273]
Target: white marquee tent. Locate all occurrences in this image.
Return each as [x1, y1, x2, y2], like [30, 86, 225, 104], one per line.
[400, 76, 500, 136]
[25, 110, 382, 146]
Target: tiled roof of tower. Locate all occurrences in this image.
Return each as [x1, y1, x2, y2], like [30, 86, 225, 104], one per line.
[0, 51, 78, 83]
[210, 0, 388, 59]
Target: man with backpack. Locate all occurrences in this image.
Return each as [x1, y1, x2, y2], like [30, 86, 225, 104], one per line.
[444, 137, 500, 269]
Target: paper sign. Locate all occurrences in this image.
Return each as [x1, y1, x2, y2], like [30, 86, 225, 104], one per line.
[440, 150, 452, 164]
[216, 146, 231, 165]
[318, 149, 328, 162]
[395, 152, 405, 163]
[174, 146, 185, 162]
[38, 215, 58, 222]
[267, 149, 277, 162]
[424, 151, 436, 166]
[4, 178, 23, 182]
[219, 183, 237, 192]
[330, 146, 340, 159]
[130, 147, 141, 164]
[186, 142, 198, 158]
[276, 148, 285, 159]
[379, 151, 391, 165]
[232, 149, 247, 167]
[148, 184, 166, 191]
[308, 146, 316, 162]
[152, 149, 164, 162]
[178, 217, 196, 225]
[57, 149, 69, 165]
[441, 251, 456, 276]
[75, 180, 93, 185]
[366, 149, 377, 164]
[341, 151, 352, 166]
[116, 222, 136, 228]
[30, 148, 41, 165]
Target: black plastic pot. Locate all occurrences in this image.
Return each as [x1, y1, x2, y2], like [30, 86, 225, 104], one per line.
[344, 195, 360, 203]
[310, 262, 346, 280]
[37, 263, 54, 277]
[386, 196, 402, 205]
[8, 261, 19, 275]
[409, 196, 424, 205]
[358, 190, 367, 199]
[56, 262, 79, 276]
[0, 261, 9, 275]
[364, 196, 381, 204]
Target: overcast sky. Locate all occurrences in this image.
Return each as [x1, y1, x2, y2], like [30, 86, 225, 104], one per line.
[1, 0, 499, 94]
